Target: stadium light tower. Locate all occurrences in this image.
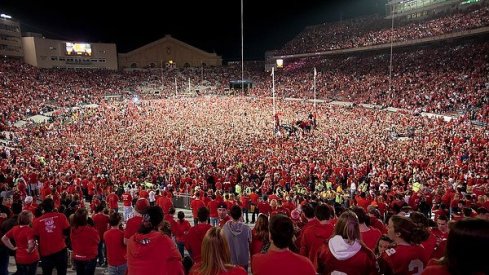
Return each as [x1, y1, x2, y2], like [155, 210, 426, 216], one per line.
[388, 3, 395, 93]
[241, 0, 244, 95]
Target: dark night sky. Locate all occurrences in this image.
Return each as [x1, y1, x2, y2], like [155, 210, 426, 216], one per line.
[1, 0, 385, 61]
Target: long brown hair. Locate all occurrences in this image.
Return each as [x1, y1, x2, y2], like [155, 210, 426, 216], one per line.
[334, 210, 361, 245]
[198, 227, 233, 275]
[254, 214, 269, 243]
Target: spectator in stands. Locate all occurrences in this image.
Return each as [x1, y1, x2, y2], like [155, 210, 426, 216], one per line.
[379, 215, 429, 274]
[300, 204, 334, 269]
[250, 213, 269, 258]
[252, 214, 315, 275]
[92, 204, 109, 267]
[317, 210, 377, 275]
[352, 206, 382, 251]
[103, 212, 127, 275]
[173, 211, 191, 257]
[127, 206, 183, 275]
[423, 218, 489, 275]
[186, 206, 212, 263]
[189, 227, 247, 275]
[70, 208, 100, 275]
[124, 198, 149, 244]
[222, 205, 251, 271]
[1, 210, 39, 275]
[374, 234, 395, 258]
[32, 198, 70, 275]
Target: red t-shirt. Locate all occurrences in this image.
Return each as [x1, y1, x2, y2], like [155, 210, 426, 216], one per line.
[317, 243, 377, 275]
[207, 200, 219, 218]
[190, 199, 205, 218]
[252, 249, 316, 275]
[122, 193, 132, 207]
[5, 225, 40, 264]
[422, 263, 450, 275]
[92, 213, 110, 239]
[218, 216, 231, 228]
[124, 216, 143, 240]
[32, 212, 70, 257]
[127, 231, 183, 275]
[361, 227, 382, 251]
[185, 223, 212, 263]
[173, 219, 192, 243]
[190, 264, 247, 275]
[71, 225, 100, 261]
[380, 244, 428, 275]
[107, 193, 119, 210]
[422, 232, 437, 260]
[104, 228, 127, 266]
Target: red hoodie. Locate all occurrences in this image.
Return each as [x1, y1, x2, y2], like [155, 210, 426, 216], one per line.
[127, 231, 184, 275]
[300, 222, 334, 269]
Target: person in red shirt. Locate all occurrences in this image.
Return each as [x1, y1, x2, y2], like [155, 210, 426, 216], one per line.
[164, 207, 178, 237]
[1, 210, 40, 275]
[379, 215, 429, 275]
[256, 195, 271, 216]
[121, 189, 132, 221]
[296, 203, 318, 248]
[124, 198, 149, 244]
[173, 211, 191, 257]
[70, 208, 100, 275]
[106, 192, 119, 213]
[185, 206, 212, 263]
[207, 195, 219, 227]
[217, 202, 231, 228]
[374, 234, 395, 258]
[92, 205, 109, 266]
[190, 193, 206, 226]
[252, 214, 315, 275]
[127, 206, 184, 275]
[22, 196, 37, 214]
[32, 198, 70, 275]
[300, 204, 334, 269]
[249, 191, 259, 223]
[352, 207, 382, 251]
[422, 218, 489, 275]
[156, 191, 173, 215]
[250, 214, 269, 260]
[317, 210, 377, 275]
[103, 212, 127, 275]
[190, 227, 246, 275]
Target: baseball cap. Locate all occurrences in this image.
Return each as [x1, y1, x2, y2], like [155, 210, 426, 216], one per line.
[135, 198, 150, 214]
[24, 196, 33, 204]
[217, 202, 227, 209]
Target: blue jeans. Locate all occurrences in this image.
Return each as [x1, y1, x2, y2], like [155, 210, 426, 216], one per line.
[41, 248, 68, 275]
[97, 241, 105, 265]
[16, 262, 38, 275]
[176, 241, 185, 258]
[210, 217, 218, 227]
[108, 264, 127, 275]
[74, 258, 97, 275]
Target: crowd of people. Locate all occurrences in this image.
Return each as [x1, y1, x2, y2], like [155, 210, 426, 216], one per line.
[0, 3, 487, 274]
[0, 94, 487, 274]
[278, 4, 489, 55]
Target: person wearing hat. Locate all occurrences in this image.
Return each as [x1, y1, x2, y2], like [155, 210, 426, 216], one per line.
[124, 198, 149, 245]
[217, 202, 230, 228]
[23, 196, 37, 214]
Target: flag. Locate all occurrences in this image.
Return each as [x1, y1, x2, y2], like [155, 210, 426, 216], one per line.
[314, 67, 317, 77]
[271, 67, 274, 77]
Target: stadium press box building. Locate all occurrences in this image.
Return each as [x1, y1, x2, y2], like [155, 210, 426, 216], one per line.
[22, 35, 118, 70]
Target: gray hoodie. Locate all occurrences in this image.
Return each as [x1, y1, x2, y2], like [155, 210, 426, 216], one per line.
[222, 220, 252, 267]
